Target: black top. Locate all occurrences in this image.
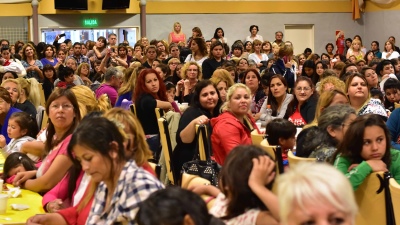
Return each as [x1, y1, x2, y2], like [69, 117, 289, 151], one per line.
[172, 106, 212, 182]
[143, 61, 152, 69]
[202, 58, 225, 79]
[42, 79, 54, 101]
[299, 95, 318, 124]
[15, 101, 37, 117]
[135, 93, 158, 135]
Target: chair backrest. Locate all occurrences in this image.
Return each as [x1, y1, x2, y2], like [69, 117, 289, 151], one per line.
[155, 108, 165, 120]
[148, 162, 161, 179]
[389, 177, 400, 222]
[195, 124, 209, 161]
[287, 150, 315, 168]
[251, 129, 264, 145]
[157, 118, 175, 184]
[355, 172, 387, 225]
[41, 111, 48, 130]
[130, 104, 136, 115]
[38, 83, 45, 107]
[260, 140, 284, 174]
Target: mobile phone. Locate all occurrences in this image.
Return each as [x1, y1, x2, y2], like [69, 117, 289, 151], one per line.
[59, 33, 66, 38]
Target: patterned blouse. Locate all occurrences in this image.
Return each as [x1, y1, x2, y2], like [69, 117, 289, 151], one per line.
[86, 159, 164, 225]
[21, 59, 43, 82]
[357, 98, 388, 119]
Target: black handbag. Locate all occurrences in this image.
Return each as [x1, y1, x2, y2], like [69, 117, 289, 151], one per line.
[181, 124, 220, 186]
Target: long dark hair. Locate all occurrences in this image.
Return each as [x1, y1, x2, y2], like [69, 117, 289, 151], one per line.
[267, 74, 288, 116]
[136, 187, 224, 225]
[332, 114, 391, 167]
[3, 152, 36, 180]
[302, 60, 319, 85]
[219, 145, 274, 220]
[45, 88, 81, 154]
[191, 80, 222, 117]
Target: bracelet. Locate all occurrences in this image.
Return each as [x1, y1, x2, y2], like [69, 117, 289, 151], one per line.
[45, 203, 51, 212]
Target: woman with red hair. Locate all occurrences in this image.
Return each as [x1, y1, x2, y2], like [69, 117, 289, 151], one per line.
[134, 69, 173, 156]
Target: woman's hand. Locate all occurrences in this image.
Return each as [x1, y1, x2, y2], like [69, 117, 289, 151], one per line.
[27, 213, 68, 225]
[248, 156, 276, 189]
[366, 160, 388, 172]
[46, 199, 63, 213]
[184, 79, 190, 89]
[12, 170, 36, 187]
[285, 61, 292, 69]
[194, 115, 209, 125]
[0, 135, 6, 148]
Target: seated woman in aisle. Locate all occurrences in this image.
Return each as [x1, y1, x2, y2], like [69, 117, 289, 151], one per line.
[242, 69, 266, 121]
[172, 80, 222, 182]
[134, 68, 173, 155]
[333, 114, 400, 190]
[211, 83, 258, 165]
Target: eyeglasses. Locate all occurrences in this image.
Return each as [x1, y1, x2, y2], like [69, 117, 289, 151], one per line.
[50, 103, 74, 111]
[295, 87, 311, 92]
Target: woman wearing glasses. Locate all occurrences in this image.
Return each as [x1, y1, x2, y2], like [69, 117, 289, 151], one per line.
[286, 76, 318, 127]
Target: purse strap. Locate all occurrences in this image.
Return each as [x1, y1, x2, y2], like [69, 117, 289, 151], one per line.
[383, 172, 396, 225]
[194, 124, 212, 162]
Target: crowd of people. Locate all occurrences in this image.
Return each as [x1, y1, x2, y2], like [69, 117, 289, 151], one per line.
[0, 21, 399, 224]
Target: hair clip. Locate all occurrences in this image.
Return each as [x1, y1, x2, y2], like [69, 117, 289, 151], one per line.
[18, 156, 22, 160]
[109, 118, 125, 130]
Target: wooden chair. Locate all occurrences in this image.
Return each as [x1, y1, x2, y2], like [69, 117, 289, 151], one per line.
[41, 111, 49, 130]
[389, 176, 400, 222]
[251, 129, 264, 145]
[287, 150, 315, 168]
[130, 104, 136, 115]
[260, 139, 284, 174]
[155, 108, 164, 120]
[157, 118, 176, 185]
[195, 124, 209, 161]
[181, 173, 215, 209]
[355, 172, 387, 225]
[38, 83, 46, 107]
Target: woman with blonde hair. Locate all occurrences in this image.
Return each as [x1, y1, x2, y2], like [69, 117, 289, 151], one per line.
[16, 77, 40, 116]
[278, 163, 358, 225]
[210, 68, 234, 102]
[115, 66, 145, 107]
[346, 39, 364, 60]
[318, 75, 346, 95]
[70, 85, 110, 116]
[168, 22, 186, 44]
[248, 39, 268, 69]
[211, 83, 258, 165]
[175, 61, 203, 103]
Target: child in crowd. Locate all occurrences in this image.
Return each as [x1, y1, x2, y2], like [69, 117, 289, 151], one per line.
[2, 152, 37, 184]
[56, 65, 75, 89]
[192, 145, 279, 225]
[383, 78, 400, 112]
[266, 118, 296, 166]
[0, 112, 39, 161]
[166, 82, 181, 113]
[333, 114, 400, 190]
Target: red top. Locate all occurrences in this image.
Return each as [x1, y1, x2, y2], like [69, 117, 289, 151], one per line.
[211, 112, 256, 165]
[288, 107, 306, 127]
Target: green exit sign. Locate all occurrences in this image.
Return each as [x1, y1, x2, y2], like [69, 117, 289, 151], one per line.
[83, 19, 98, 27]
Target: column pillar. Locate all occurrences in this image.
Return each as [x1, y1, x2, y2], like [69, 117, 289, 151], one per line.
[31, 0, 39, 44]
[140, 0, 147, 38]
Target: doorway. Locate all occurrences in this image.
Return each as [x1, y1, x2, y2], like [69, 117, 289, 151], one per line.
[284, 25, 314, 56]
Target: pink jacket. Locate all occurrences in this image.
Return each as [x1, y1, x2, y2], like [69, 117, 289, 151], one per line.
[210, 112, 256, 165]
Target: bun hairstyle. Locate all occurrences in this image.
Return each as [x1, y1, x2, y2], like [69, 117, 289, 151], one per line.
[58, 65, 74, 82]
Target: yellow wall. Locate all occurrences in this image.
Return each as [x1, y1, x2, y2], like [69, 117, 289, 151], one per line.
[38, 0, 140, 14]
[365, 0, 400, 12]
[0, 3, 32, 16]
[147, 1, 352, 13]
